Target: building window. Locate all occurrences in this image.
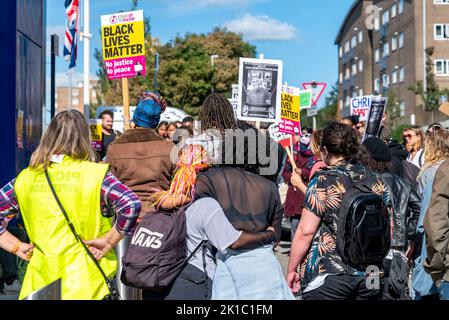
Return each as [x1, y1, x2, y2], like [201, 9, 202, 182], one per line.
[345, 96, 350, 108]
[391, 4, 397, 18]
[382, 10, 389, 25]
[374, 78, 380, 92]
[72, 98, 79, 106]
[344, 41, 350, 53]
[399, 66, 405, 82]
[435, 59, 449, 75]
[392, 70, 398, 84]
[399, 0, 404, 14]
[345, 67, 350, 79]
[72, 89, 79, 97]
[434, 24, 449, 40]
[434, 0, 449, 4]
[382, 74, 390, 88]
[352, 63, 357, 76]
[339, 72, 343, 83]
[351, 35, 357, 48]
[339, 46, 343, 57]
[383, 42, 390, 57]
[399, 32, 404, 48]
[352, 90, 357, 98]
[359, 89, 363, 96]
[392, 35, 398, 51]
[375, 48, 380, 62]
[359, 59, 364, 72]
[399, 101, 405, 117]
[358, 30, 363, 43]
[339, 99, 343, 110]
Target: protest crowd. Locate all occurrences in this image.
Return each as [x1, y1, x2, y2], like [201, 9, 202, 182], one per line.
[1, 88, 449, 301]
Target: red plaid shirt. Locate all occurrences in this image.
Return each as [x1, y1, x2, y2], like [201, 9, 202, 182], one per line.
[0, 173, 140, 236]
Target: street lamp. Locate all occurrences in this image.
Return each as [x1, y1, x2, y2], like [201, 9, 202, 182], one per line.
[210, 54, 219, 93]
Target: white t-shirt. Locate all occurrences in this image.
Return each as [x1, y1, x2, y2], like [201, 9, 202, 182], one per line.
[185, 197, 242, 279]
[407, 148, 424, 168]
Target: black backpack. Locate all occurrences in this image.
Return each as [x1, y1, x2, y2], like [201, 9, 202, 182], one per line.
[120, 204, 206, 292]
[336, 169, 391, 268]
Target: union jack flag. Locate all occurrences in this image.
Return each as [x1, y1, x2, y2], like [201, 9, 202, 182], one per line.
[63, 0, 79, 70]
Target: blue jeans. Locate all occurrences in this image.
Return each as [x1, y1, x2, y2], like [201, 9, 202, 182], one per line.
[438, 281, 449, 300]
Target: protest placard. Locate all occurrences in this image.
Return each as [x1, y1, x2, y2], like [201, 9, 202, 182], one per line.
[237, 58, 283, 122]
[279, 85, 300, 135]
[101, 10, 146, 80]
[363, 96, 388, 141]
[88, 119, 102, 152]
[300, 90, 312, 109]
[350, 95, 372, 121]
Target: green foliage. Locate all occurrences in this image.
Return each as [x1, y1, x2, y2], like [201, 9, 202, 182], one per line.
[391, 124, 409, 143]
[157, 27, 256, 116]
[409, 47, 449, 113]
[94, 3, 257, 117]
[385, 89, 402, 129]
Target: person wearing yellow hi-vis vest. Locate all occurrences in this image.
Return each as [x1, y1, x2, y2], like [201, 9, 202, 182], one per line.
[0, 110, 141, 299]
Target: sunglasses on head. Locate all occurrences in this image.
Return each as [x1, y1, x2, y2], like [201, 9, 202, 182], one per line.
[427, 125, 443, 134]
[301, 133, 311, 138]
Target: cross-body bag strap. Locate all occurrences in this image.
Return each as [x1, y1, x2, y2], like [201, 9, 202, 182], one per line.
[44, 170, 119, 299]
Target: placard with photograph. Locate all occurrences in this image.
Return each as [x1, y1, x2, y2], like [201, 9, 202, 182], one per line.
[363, 96, 388, 141]
[237, 58, 283, 122]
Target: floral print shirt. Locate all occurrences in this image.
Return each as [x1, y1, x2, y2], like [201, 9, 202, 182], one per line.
[299, 163, 391, 292]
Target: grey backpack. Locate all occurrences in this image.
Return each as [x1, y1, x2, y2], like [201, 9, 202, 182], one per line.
[121, 204, 206, 292]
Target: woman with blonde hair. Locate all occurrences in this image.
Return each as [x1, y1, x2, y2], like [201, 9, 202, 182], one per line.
[403, 126, 425, 168]
[0, 109, 141, 299]
[412, 128, 449, 300]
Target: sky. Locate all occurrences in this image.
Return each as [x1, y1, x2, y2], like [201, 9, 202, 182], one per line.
[46, 0, 354, 114]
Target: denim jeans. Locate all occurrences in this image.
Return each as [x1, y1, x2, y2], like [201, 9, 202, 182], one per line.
[438, 280, 449, 300]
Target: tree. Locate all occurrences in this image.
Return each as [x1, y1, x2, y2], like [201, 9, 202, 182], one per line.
[409, 47, 449, 123]
[157, 28, 256, 116]
[385, 89, 402, 129]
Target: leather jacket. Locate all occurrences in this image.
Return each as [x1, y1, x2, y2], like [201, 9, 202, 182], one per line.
[381, 173, 421, 249]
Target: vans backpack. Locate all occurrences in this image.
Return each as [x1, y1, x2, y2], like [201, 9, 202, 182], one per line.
[120, 204, 206, 292]
[335, 169, 390, 268]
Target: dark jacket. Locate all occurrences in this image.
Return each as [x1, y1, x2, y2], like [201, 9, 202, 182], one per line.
[424, 159, 449, 283]
[106, 128, 176, 214]
[388, 141, 419, 190]
[281, 144, 315, 217]
[381, 173, 421, 249]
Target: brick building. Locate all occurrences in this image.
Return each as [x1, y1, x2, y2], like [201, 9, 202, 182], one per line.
[56, 80, 99, 114]
[336, 0, 449, 126]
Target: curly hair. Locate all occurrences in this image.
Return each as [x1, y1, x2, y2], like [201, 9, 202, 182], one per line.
[357, 144, 391, 174]
[321, 122, 359, 159]
[422, 129, 449, 169]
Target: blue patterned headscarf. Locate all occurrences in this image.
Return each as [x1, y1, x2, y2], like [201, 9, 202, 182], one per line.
[132, 91, 166, 129]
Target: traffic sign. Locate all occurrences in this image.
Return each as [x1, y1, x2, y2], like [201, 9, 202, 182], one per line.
[307, 106, 318, 117]
[302, 81, 327, 106]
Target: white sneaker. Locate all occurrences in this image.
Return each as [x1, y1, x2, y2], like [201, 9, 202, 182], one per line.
[4, 280, 21, 293]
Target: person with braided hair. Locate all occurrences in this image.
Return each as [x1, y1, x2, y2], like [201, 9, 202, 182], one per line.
[143, 145, 277, 300]
[185, 93, 237, 163]
[106, 91, 176, 217]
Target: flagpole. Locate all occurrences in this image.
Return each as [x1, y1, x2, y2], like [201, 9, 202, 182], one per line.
[82, 0, 91, 119]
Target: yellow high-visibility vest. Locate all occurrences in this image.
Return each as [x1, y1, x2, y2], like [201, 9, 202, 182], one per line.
[14, 156, 117, 300]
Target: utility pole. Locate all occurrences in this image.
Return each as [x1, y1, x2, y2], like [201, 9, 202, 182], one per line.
[80, 0, 92, 118]
[50, 34, 59, 119]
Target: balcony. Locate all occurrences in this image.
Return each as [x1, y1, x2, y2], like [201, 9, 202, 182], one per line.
[342, 48, 355, 64]
[379, 57, 388, 71]
[342, 76, 356, 90]
[380, 24, 388, 40]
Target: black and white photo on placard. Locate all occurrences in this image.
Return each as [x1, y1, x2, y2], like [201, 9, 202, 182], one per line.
[237, 58, 283, 122]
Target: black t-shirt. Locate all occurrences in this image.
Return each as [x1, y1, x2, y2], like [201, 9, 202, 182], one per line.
[100, 130, 117, 160]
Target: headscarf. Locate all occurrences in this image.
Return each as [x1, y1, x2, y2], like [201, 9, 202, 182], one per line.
[132, 91, 167, 128]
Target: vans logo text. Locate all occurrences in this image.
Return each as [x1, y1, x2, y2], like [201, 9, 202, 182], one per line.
[131, 227, 164, 249]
